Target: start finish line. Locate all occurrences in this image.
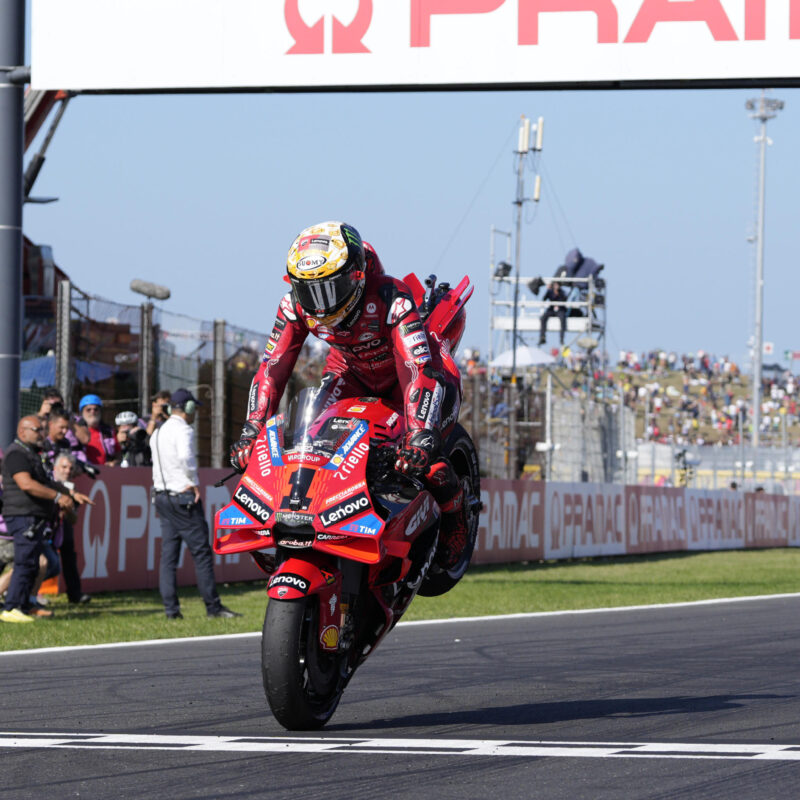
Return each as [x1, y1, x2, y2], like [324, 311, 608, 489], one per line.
[2, 731, 800, 761]
[31, 0, 800, 92]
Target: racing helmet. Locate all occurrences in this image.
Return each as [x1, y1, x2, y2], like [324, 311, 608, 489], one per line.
[286, 221, 366, 328]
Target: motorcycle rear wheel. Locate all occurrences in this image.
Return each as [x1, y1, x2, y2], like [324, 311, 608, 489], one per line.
[262, 597, 343, 730]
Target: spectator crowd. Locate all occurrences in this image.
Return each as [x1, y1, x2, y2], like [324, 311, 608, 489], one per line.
[0, 386, 175, 622]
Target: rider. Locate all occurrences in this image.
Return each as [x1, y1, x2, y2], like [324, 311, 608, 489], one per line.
[229, 221, 468, 568]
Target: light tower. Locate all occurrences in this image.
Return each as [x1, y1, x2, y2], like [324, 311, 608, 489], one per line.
[745, 90, 783, 478]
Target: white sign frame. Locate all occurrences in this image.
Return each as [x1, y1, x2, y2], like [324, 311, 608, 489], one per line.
[31, 0, 800, 92]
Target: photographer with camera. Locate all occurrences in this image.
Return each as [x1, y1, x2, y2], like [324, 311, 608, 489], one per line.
[0, 416, 92, 623]
[151, 389, 239, 620]
[145, 390, 171, 437]
[115, 411, 152, 467]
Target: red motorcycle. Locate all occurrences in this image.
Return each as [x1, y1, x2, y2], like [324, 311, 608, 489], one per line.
[213, 274, 480, 730]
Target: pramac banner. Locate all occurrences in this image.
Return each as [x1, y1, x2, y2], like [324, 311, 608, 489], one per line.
[31, 0, 800, 92]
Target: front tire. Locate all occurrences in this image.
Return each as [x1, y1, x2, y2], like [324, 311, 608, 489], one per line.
[262, 597, 342, 730]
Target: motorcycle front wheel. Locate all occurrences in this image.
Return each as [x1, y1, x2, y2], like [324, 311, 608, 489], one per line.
[262, 597, 343, 730]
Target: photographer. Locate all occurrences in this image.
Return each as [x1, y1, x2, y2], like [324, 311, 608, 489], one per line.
[115, 411, 152, 467]
[145, 390, 171, 437]
[0, 416, 92, 623]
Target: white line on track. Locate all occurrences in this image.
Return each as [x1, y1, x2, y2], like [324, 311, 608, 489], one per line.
[2, 591, 799, 658]
[1, 732, 799, 761]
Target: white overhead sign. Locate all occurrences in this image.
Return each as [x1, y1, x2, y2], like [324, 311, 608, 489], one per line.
[31, 0, 800, 91]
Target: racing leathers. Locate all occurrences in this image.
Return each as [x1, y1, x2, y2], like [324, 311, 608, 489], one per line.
[232, 244, 468, 568]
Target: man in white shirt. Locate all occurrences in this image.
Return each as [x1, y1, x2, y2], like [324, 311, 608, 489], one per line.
[151, 388, 240, 620]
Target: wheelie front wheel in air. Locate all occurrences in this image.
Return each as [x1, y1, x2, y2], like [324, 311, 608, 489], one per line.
[261, 597, 343, 730]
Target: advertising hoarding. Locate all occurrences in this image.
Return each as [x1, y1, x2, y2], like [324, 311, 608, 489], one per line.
[31, 0, 800, 92]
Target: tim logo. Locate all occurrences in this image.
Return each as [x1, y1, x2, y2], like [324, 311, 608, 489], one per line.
[286, 0, 373, 54]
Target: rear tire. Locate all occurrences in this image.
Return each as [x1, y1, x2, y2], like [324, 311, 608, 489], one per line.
[262, 597, 342, 730]
[417, 424, 480, 597]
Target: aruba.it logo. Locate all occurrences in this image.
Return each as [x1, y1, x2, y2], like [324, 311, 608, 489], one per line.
[286, 0, 373, 54]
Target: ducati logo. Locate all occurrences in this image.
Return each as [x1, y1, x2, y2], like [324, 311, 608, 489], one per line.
[286, 0, 373, 55]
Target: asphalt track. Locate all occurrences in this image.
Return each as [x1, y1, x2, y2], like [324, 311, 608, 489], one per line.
[2, 595, 800, 800]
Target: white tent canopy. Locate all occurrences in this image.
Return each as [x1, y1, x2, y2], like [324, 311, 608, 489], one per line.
[489, 346, 554, 369]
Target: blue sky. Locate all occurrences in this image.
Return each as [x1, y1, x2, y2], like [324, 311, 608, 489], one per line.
[22, 8, 800, 368]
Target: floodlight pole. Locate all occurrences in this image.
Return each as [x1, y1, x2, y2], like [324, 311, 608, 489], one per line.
[0, 0, 25, 449]
[747, 90, 783, 480]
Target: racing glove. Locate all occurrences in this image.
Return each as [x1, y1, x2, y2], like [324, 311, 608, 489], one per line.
[395, 428, 442, 476]
[229, 421, 263, 473]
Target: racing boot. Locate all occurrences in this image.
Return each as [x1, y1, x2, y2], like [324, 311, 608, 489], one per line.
[436, 488, 469, 570]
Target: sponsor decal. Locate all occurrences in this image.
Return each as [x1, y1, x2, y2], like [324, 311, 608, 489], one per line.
[277, 587, 289, 598]
[330, 418, 354, 432]
[244, 475, 274, 503]
[265, 340, 276, 354]
[414, 354, 431, 365]
[400, 320, 422, 336]
[388, 296, 413, 324]
[269, 329, 281, 342]
[352, 337, 386, 353]
[403, 331, 427, 347]
[332, 441, 371, 480]
[280, 293, 297, 321]
[253, 440, 272, 478]
[297, 255, 327, 270]
[347, 405, 366, 414]
[325, 422, 368, 470]
[320, 492, 370, 527]
[407, 496, 432, 536]
[411, 342, 429, 358]
[386, 412, 400, 428]
[320, 625, 340, 649]
[341, 513, 383, 536]
[297, 235, 330, 251]
[274, 318, 286, 331]
[358, 332, 376, 342]
[316, 532, 351, 542]
[275, 510, 315, 527]
[269, 573, 310, 593]
[233, 485, 272, 524]
[218, 504, 256, 527]
[267, 427, 284, 465]
[286, 451, 325, 465]
[416, 389, 433, 421]
[320, 569, 336, 585]
[324, 480, 367, 506]
[275, 536, 314, 549]
[370, 352, 392, 364]
[366, 302, 377, 314]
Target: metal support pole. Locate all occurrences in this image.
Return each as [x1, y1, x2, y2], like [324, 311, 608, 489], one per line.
[747, 91, 783, 479]
[471, 371, 480, 456]
[0, 0, 25, 448]
[545, 371, 553, 481]
[618, 382, 625, 484]
[509, 380, 518, 480]
[212, 319, 226, 469]
[139, 302, 154, 418]
[55, 278, 72, 405]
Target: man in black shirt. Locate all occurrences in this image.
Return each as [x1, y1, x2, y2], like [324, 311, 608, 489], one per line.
[1, 416, 92, 623]
[538, 280, 568, 347]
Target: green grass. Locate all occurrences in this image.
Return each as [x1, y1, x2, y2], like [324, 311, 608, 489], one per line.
[2, 549, 800, 653]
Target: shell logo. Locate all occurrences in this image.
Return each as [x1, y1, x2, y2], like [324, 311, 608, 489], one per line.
[320, 625, 340, 649]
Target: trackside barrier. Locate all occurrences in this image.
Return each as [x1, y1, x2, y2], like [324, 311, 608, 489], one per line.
[61, 471, 800, 593]
[473, 480, 800, 564]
